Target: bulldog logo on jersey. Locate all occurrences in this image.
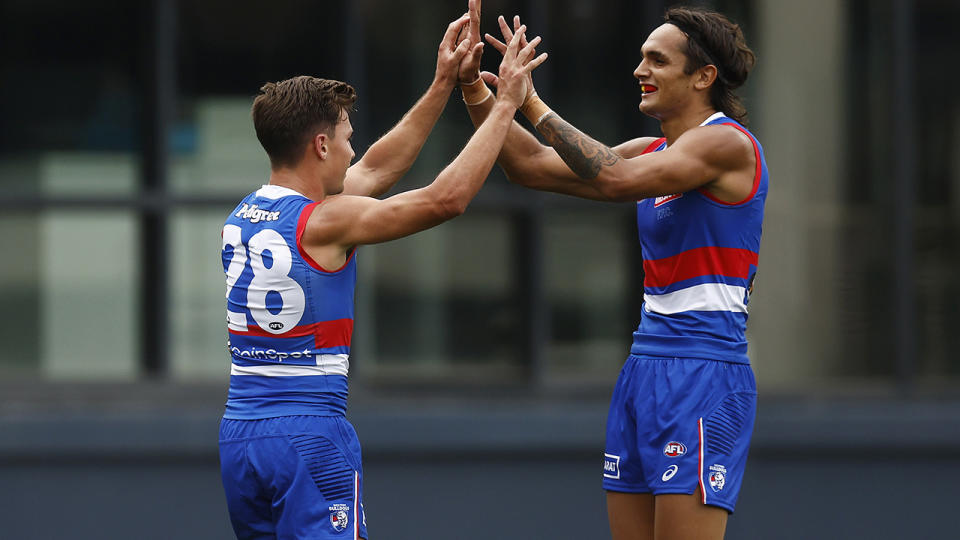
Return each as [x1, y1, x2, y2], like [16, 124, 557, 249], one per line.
[329, 504, 349, 532]
[708, 464, 727, 492]
[663, 441, 687, 457]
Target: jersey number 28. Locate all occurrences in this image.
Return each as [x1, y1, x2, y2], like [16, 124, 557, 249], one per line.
[222, 224, 306, 334]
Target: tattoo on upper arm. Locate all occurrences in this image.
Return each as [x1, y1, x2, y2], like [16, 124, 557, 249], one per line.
[537, 113, 621, 180]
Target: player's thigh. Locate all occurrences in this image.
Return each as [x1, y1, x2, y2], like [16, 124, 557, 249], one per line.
[607, 491, 655, 540]
[653, 488, 728, 540]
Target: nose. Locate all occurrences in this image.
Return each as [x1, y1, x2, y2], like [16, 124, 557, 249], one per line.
[634, 61, 647, 80]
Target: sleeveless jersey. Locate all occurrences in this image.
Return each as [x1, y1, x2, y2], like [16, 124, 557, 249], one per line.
[632, 112, 768, 364]
[221, 184, 356, 419]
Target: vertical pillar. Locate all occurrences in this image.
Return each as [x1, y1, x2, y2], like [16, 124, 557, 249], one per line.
[140, 0, 176, 377]
[749, 0, 846, 384]
[892, 0, 917, 389]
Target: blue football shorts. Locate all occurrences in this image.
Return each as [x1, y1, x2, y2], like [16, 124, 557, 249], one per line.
[219, 415, 368, 539]
[603, 354, 757, 513]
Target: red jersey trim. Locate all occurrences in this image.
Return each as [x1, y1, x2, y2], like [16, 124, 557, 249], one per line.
[696, 123, 761, 206]
[296, 200, 357, 273]
[641, 137, 667, 155]
[643, 246, 759, 288]
[228, 317, 354, 348]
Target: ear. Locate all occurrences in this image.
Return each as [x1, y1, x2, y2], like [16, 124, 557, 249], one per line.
[695, 64, 718, 91]
[313, 133, 328, 160]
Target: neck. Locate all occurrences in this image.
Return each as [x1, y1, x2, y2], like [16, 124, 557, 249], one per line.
[268, 167, 327, 201]
[660, 106, 719, 146]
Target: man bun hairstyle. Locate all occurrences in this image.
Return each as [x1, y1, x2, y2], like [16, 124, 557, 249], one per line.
[251, 76, 357, 169]
[664, 7, 756, 125]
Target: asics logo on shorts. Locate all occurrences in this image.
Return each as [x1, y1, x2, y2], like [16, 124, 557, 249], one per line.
[662, 464, 678, 482]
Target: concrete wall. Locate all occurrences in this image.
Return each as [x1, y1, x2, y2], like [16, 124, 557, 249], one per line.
[2, 388, 957, 539]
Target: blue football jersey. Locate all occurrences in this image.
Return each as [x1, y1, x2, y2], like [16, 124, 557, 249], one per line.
[632, 113, 769, 363]
[221, 185, 357, 419]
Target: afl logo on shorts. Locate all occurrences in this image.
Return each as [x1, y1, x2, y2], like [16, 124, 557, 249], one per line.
[663, 441, 686, 457]
[708, 464, 727, 492]
[329, 504, 349, 532]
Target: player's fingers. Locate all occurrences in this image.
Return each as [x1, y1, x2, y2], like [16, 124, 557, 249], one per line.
[513, 15, 525, 45]
[470, 41, 484, 60]
[517, 35, 542, 64]
[444, 14, 471, 47]
[484, 33, 507, 55]
[453, 35, 472, 59]
[505, 25, 526, 59]
[480, 71, 499, 88]
[497, 15, 514, 44]
[469, 0, 481, 40]
[513, 15, 532, 47]
[523, 52, 549, 73]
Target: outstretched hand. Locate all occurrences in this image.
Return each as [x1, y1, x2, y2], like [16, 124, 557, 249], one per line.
[494, 24, 548, 109]
[436, 14, 474, 87]
[456, 0, 485, 84]
[483, 15, 541, 104]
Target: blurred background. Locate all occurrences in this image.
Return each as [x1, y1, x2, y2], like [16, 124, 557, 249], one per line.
[1, 0, 958, 538]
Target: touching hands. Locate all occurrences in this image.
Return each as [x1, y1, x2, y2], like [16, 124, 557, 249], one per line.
[456, 0, 484, 84]
[483, 15, 541, 106]
[493, 24, 548, 109]
[436, 14, 475, 87]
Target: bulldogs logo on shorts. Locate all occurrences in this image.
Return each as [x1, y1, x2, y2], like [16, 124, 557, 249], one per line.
[708, 464, 727, 492]
[329, 504, 349, 532]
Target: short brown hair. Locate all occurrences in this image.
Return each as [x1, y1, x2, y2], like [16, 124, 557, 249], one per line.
[251, 76, 357, 169]
[664, 7, 756, 125]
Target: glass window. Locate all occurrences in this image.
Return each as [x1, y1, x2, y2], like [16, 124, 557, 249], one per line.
[174, 1, 346, 196]
[543, 208, 633, 386]
[0, 1, 140, 196]
[169, 97, 270, 195]
[169, 209, 234, 381]
[40, 211, 138, 380]
[359, 213, 524, 381]
[0, 215, 42, 377]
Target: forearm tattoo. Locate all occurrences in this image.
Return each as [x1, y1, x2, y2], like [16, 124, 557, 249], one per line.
[537, 113, 621, 180]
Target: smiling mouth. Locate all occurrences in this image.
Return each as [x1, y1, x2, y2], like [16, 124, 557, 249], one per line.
[641, 84, 658, 95]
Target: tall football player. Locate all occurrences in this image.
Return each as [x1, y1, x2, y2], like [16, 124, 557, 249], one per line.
[458, 3, 767, 539]
[218, 12, 546, 539]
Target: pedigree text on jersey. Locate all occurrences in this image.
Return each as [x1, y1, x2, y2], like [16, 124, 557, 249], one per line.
[235, 203, 281, 223]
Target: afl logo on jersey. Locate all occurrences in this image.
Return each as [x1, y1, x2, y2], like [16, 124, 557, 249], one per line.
[663, 441, 686, 457]
[653, 193, 682, 207]
[268, 322, 284, 331]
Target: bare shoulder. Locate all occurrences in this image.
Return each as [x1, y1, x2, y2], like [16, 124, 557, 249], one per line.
[673, 124, 754, 171]
[613, 136, 664, 159]
[303, 194, 372, 241]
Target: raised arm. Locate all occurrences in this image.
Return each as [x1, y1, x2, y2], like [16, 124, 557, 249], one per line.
[536, 114, 755, 201]
[463, 80, 655, 201]
[302, 26, 548, 270]
[341, 13, 481, 198]
[459, 13, 659, 200]
[479, 15, 754, 203]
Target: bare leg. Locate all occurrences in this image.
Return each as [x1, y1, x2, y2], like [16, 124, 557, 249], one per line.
[653, 488, 728, 540]
[607, 491, 655, 540]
